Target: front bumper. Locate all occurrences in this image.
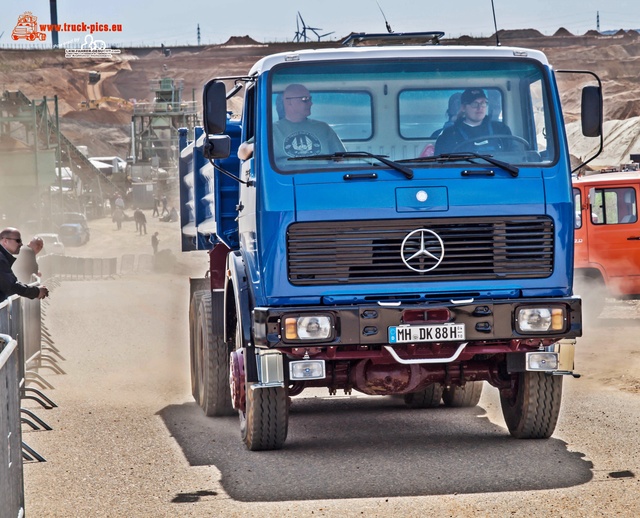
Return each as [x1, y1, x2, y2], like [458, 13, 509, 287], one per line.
[252, 297, 582, 349]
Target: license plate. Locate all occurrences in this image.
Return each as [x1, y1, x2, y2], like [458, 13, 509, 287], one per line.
[388, 323, 465, 344]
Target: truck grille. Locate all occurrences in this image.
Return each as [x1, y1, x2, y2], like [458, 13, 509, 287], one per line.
[287, 216, 554, 285]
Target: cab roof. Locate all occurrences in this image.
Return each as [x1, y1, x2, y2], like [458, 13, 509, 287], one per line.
[573, 171, 640, 184]
[248, 45, 550, 76]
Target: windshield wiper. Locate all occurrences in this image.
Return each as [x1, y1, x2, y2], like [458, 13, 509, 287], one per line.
[398, 152, 519, 177]
[289, 151, 414, 179]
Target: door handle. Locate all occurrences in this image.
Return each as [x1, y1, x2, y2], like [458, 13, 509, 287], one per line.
[627, 236, 640, 240]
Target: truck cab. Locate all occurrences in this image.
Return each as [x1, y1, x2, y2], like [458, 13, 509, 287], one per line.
[182, 33, 602, 450]
[573, 170, 640, 317]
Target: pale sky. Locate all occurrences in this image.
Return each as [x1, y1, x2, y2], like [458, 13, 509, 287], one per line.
[1, 0, 638, 47]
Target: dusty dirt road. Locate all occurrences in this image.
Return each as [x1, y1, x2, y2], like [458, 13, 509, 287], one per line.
[21, 213, 640, 517]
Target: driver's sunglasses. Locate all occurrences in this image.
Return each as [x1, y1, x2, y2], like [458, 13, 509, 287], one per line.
[5, 237, 22, 244]
[286, 96, 312, 103]
[467, 101, 488, 109]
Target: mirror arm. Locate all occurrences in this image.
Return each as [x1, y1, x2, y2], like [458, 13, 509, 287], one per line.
[557, 70, 604, 174]
[207, 158, 253, 186]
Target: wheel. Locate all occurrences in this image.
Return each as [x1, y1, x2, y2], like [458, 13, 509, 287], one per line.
[453, 134, 531, 153]
[500, 371, 563, 439]
[442, 381, 484, 407]
[196, 291, 234, 416]
[233, 315, 289, 450]
[189, 290, 207, 404]
[403, 384, 444, 408]
[573, 274, 606, 320]
[240, 384, 289, 451]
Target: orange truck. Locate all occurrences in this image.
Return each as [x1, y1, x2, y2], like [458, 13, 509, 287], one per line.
[573, 169, 640, 317]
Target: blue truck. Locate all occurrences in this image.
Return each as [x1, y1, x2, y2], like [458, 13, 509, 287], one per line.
[180, 32, 602, 450]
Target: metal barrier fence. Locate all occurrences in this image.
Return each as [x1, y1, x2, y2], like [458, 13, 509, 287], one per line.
[39, 255, 118, 280]
[0, 335, 25, 518]
[1, 281, 62, 515]
[38, 254, 159, 279]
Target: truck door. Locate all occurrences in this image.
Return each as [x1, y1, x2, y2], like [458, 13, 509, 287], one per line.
[588, 184, 640, 294]
[573, 187, 589, 265]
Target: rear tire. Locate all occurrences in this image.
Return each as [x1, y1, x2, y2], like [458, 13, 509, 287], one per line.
[189, 290, 207, 404]
[500, 371, 563, 439]
[403, 384, 444, 408]
[442, 381, 484, 407]
[196, 291, 234, 416]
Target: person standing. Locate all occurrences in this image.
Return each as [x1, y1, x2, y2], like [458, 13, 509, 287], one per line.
[151, 232, 159, 254]
[0, 228, 48, 302]
[139, 210, 147, 235]
[161, 195, 169, 216]
[12, 236, 44, 283]
[134, 208, 147, 235]
[112, 206, 125, 230]
[152, 195, 160, 217]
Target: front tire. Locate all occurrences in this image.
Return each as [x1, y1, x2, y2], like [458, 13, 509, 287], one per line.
[240, 384, 289, 451]
[500, 372, 563, 439]
[443, 381, 483, 407]
[232, 314, 289, 450]
[196, 291, 234, 416]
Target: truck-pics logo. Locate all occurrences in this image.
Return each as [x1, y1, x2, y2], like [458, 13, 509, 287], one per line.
[11, 11, 123, 45]
[11, 12, 46, 41]
[400, 228, 445, 273]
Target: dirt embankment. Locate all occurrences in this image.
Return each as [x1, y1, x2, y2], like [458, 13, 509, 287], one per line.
[1, 31, 640, 164]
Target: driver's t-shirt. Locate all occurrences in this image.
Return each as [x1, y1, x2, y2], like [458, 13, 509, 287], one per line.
[434, 117, 512, 155]
[272, 118, 345, 165]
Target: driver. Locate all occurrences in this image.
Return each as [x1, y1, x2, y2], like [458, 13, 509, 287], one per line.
[434, 88, 512, 155]
[272, 84, 345, 164]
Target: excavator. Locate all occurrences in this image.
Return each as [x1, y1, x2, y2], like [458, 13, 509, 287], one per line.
[79, 97, 133, 110]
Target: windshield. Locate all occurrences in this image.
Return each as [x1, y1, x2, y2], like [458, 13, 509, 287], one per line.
[269, 58, 557, 172]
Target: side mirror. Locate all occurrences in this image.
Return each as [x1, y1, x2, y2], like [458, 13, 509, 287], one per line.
[203, 80, 227, 135]
[203, 135, 231, 160]
[581, 85, 602, 138]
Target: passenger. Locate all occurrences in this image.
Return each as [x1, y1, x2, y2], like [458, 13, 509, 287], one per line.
[435, 88, 513, 155]
[12, 236, 44, 283]
[0, 228, 49, 302]
[272, 84, 345, 163]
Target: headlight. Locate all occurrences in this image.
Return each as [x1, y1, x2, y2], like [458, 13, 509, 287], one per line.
[516, 307, 566, 333]
[283, 314, 333, 341]
[290, 360, 326, 380]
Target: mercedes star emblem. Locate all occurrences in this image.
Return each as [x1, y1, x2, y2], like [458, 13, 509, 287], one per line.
[400, 228, 445, 273]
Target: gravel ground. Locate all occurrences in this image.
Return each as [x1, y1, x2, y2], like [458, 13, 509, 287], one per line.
[19, 214, 640, 517]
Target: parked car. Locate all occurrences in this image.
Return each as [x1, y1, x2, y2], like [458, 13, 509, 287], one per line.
[58, 223, 89, 246]
[36, 233, 65, 255]
[53, 212, 91, 242]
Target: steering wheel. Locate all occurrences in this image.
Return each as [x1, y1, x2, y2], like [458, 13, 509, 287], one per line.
[452, 134, 531, 153]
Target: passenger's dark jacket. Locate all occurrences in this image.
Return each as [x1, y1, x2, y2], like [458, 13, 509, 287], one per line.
[434, 117, 513, 155]
[0, 245, 40, 302]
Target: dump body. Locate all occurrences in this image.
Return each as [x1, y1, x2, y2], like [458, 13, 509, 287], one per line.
[182, 41, 599, 450]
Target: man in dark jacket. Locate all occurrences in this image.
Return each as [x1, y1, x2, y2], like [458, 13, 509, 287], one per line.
[434, 88, 513, 155]
[0, 228, 49, 302]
